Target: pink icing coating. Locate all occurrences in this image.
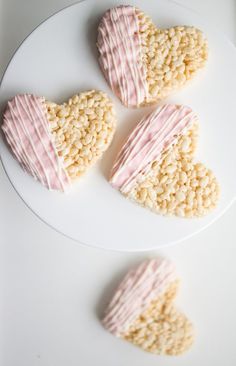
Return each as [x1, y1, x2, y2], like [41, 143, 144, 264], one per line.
[110, 104, 198, 193]
[102, 258, 177, 336]
[97, 5, 148, 107]
[2, 94, 70, 192]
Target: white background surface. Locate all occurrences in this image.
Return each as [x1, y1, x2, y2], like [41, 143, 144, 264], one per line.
[0, 0, 236, 365]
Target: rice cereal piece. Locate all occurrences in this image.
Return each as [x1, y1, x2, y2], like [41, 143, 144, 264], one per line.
[102, 257, 194, 355]
[97, 5, 208, 107]
[110, 104, 219, 218]
[2, 91, 116, 191]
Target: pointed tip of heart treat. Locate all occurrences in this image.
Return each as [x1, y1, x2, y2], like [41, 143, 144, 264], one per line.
[102, 257, 194, 355]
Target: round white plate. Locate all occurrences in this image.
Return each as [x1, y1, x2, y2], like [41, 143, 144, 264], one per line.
[0, 0, 236, 251]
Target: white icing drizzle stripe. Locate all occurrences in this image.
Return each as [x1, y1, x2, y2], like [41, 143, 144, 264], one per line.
[103, 258, 177, 336]
[101, 18, 129, 106]
[97, 5, 148, 107]
[112, 106, 168, 175]
[110, 105, 198, 193]
[113, 7, 144, 104]
[2, 94, 70, 191]
[8, 105, 45, 182]
[14, 96, 52, 188]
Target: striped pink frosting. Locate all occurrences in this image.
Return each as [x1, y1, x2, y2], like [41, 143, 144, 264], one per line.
[110, 104, 198, 193]
[2, 94, 70, 192]
[102, 258, 177, 337]
[97, 5, 148, 107]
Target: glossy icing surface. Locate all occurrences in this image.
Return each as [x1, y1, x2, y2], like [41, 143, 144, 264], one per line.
[110, 105, 198, 193]
[97, 5, 147, 107]
[2, 94, 70, 191]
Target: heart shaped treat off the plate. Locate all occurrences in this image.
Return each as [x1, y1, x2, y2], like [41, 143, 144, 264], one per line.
[103, 258, 194, 355]
[2, 91, 116, 192]
[110, 104, 220, 218]
[97, 5, 208, 107]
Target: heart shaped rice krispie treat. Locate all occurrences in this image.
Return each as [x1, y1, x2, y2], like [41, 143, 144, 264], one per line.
[97, 5, 208, 107]
[103, 258, 194, 355]
[110, 104, 219, 218]
[2, 91, 116, 191]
